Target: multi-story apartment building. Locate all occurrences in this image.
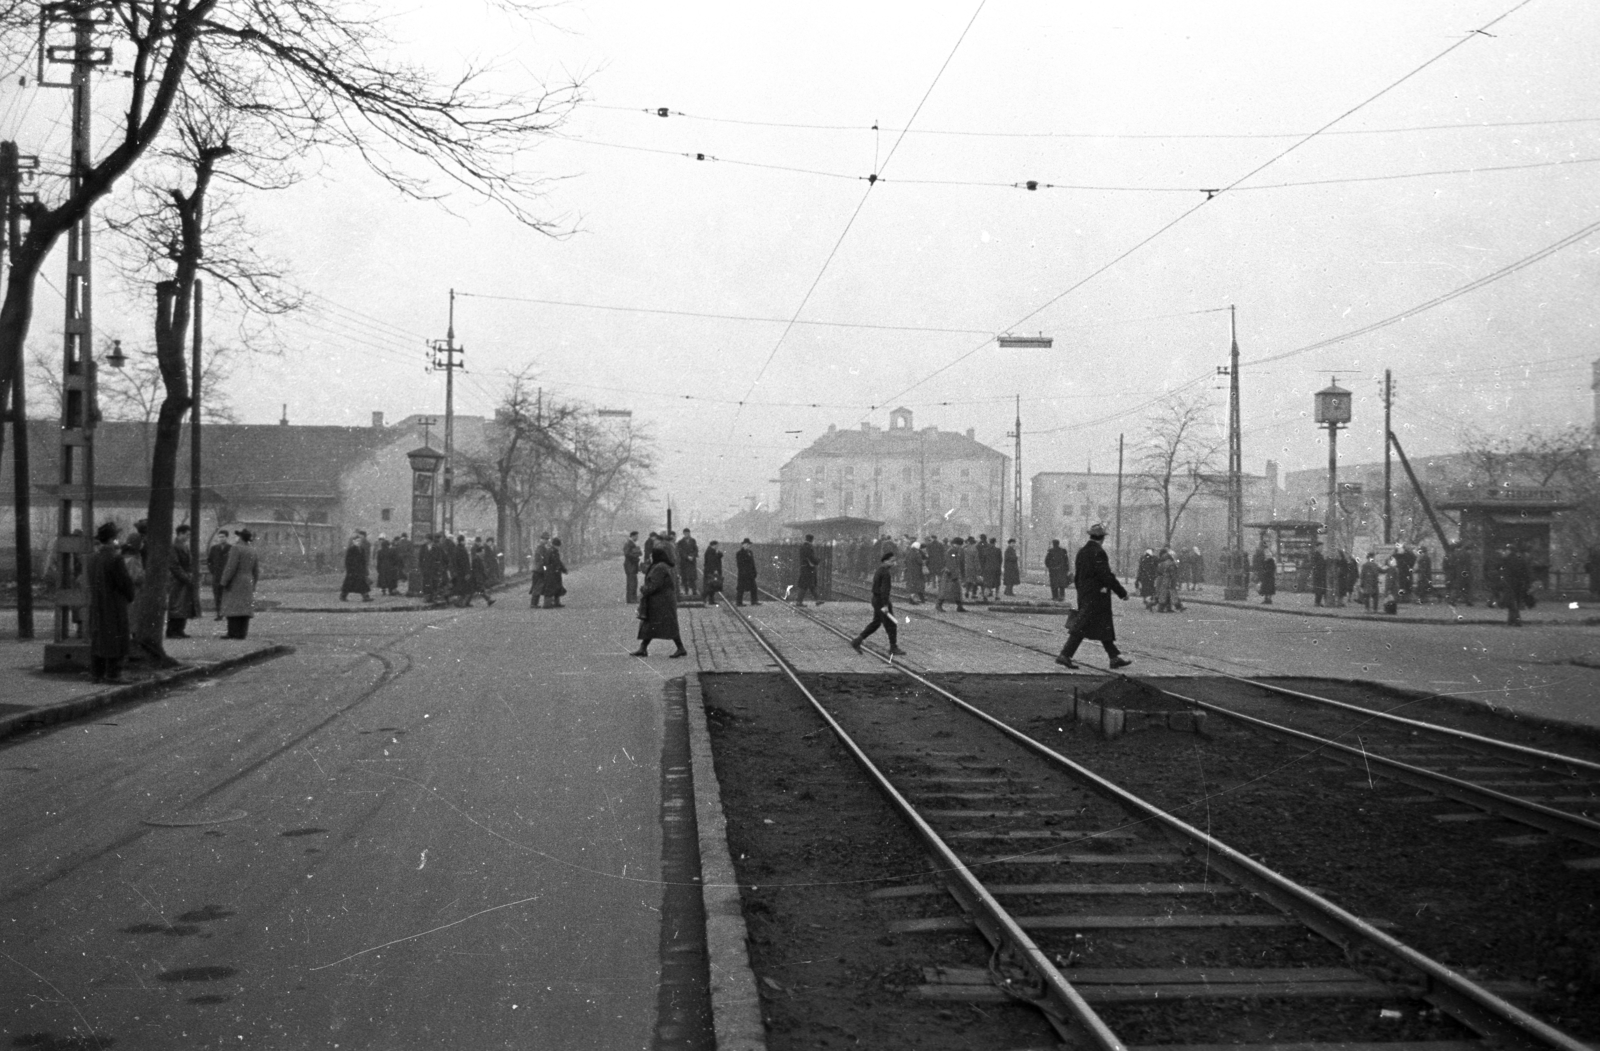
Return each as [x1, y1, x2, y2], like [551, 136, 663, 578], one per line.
[776, 408, 1010, 538]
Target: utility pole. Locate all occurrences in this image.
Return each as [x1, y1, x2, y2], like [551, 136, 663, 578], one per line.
[43, 3, 112, 668]
[428, 289, 464, 536]
[1115, 433, 1125, 575]
[2, 140, 40, 637]
[189, 280, 202, 596]
[1382, 368, 1394, 544]
[1010, 394, 1022, 555]
[1221, 305, 1247, 600]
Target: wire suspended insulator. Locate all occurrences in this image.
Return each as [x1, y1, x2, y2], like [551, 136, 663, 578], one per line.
[1025, 180, 1038, 191]
[867, 173, 878, 184]
[656, 107, 670, 117]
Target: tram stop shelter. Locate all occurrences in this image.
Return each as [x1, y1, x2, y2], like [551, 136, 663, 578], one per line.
[1244, 519, 1325, 592]
[781, 515, 886, 543]
[1435, 485, 1574, 592]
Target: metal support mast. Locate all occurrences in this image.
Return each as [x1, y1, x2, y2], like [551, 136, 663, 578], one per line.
[428, 289, 464, 536]
[1222, 305, 1246, 600]
[45, 3, 111, 667]
[1383, 368, 1393, 544]
[1011, 395, 1022, 552]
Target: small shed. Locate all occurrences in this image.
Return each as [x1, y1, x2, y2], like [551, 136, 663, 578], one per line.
[1435, 485, 1574, 592]
[1244, 519, 1324, 591]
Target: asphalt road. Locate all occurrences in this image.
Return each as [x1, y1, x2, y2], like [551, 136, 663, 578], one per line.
[1, 580, 668, 1050]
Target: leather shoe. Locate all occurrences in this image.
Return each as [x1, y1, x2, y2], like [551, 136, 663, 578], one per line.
[1110, 657, 1133, 669]
[1054, 655, 1078, 669]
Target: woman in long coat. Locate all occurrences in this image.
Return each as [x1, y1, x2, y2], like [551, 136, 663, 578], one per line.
[542, 538, 567, 608]
[375, 537, 401, 595]
[1259, 550, 1276, 605]
[87, 521, 136, 682]
[936, 538, 967, 612]
[219, 529, 260, 638]
[981, 539, 1002, 599]
[632, 548, 685, 657]
[340, 537, 370, 601]
[1002, 540, 1020, 596]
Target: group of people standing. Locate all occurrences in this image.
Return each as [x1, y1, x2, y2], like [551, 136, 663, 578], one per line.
[527, 533, 567, 608]
[887, 534, 1021, 608]
[87, 521, 260, 683]
[413, 533, 502, 607]
[1134, 548, 1190, 613]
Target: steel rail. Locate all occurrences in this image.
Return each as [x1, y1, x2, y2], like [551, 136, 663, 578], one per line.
[1155, 684, 1600, 849]
[764, 595, 1590, 1051]
[834, 575, 1600, 783]
[719, 601, 1127, 1051]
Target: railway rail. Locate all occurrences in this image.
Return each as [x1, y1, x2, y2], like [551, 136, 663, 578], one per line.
[822, 577, 1600, 851]
[716, 595, 1589, 1051]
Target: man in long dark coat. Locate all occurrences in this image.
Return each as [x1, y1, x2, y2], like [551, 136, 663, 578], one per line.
[1044, 539, 1071, 601]
[206, 529, 231, 620]
[1056, 523, 1131, 670]
[1499, 543, 1530, 627]
[87, 521, 136, 682]
[529, 532, 550, 607]
[849, 549, 905, 655]
[676, 528, 700, 597]
[734, 538, 760, 606]
[793, 534, 822, 605]
[341, 536, 372, 602]
[166, 523, 199, 639]
[1309, 543, 1328, 607]
[1002, 539, 1020, 596]
[631, 548, 686, 657]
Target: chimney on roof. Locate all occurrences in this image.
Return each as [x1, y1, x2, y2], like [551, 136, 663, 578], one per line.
[1266, 460, 1280, 490]
[371, 411, 385, 429]
[966, 427, 975, 440]
[828, 423, 837, 434]
[279, 404, 289, 426]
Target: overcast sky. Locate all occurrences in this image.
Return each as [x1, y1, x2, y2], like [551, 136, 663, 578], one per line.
[8, 0, 1598, 525]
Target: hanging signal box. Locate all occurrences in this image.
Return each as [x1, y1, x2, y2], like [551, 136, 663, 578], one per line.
[997, 335, 1053, 349]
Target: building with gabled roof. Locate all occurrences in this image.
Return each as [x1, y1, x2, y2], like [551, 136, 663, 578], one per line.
[776, 407, 1010, 539]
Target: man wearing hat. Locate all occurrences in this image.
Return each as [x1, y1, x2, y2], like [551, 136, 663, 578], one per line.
[850, 548, 906, 656]
[218, 528, 260, 639]
[206, 528, 231, 621]
[166, 523, 199, 638]
[622, 530, 643, 603]
[734, 538, 759, 606]
[1057, 523, 1132, 670]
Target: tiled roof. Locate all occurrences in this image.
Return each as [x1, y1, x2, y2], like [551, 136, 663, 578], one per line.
[4, 419, 395, 505]
[784, 426, 1004, 469]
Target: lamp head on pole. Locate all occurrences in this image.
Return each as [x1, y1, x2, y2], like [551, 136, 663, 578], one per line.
[106, 339, 127, 370]
[406, 445, 445, 475]
[1313, 382, 1352, 425]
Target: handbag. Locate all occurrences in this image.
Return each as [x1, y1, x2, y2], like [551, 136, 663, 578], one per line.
[1064, 607, 1083, 633]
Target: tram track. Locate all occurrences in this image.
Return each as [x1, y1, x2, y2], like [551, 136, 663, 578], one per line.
[714, 595, 1589, 1051]
[823, 577, 1600, 851]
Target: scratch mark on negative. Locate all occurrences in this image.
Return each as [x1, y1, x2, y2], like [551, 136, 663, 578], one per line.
[418, 849, 428, 871]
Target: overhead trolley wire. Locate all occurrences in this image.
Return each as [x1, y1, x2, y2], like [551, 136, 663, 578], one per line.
[860, 0, 1535, 416]
[1242, 214, 1600, 369]
[731, 0, 991, 423]
[591, 103, 1600, 142]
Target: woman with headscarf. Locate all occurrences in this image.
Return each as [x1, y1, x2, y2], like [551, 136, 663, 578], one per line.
[340, 535, 371, 602]
[219, 528, 261, 638]
[632, 547, 686, 657]
[903, 541, 926, 604]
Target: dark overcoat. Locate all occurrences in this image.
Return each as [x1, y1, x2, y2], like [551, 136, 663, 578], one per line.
[703, 547, 724, 592]
[1072, 539, 1127, 642]
[87, 543, 136, 659]
[1044, 544, 1071, 589]
[1002, 545, 1020, 587]
[925, 540, 946, 577]
[982, 543, 1002, 589]
[637, 562, 681, 640]
[797, 542, 819, 588]
[168, 543, 200, 619]
[735, 547, 758, 587]
[904, 547, 925, 592]
[1259, 556, 1277, 597]
[343, 543, 370, 594]
[376, 543, 401, 591]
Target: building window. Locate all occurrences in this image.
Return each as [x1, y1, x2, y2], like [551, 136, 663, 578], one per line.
[308, 511, 328, 525]
[959, 493, 970, 509]
[931, 466, 941, 479]
[844, 464, 854, 479]
[380, 508, 393, 522]
[1077, 482, 1089, 491]
[844, 491, 854, 511]
[1061, 503, 1071, 516]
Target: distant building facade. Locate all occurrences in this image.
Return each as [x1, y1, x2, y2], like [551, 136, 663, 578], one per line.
[777, 408, 1010, 538]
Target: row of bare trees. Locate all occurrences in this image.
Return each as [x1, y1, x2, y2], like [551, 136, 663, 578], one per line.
[0, 1, 581, 660]
[455, 370, 654, 565]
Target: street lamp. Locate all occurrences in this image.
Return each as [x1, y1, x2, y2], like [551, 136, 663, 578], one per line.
[1314, 380, 1353, 564]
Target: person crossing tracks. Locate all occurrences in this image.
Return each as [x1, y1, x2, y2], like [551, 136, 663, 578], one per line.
[1056, 522, 1132, 671]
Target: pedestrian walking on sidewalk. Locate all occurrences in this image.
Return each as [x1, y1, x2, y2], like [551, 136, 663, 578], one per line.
[1309, 543, 1328, 607]
[632, 547, 687, 657]
[219, 528, 260, 639]
[1259, 550, 1276, 605]
[1056, 523, 1131, 670]
[851, 549, 906, 655]
[1359, 552, 1381, 612]
[341, 536, 372, 602]
[1499, 543, 1530, 627]
[676, 528, 700, 597]
[87, 521, 136, 683]
[734, 538, 760, 605]
[702, 540, 724, 606]
[1002, 539, 1020, 596]
[541, 538, 567, 607]
[166, 524, 199, 639]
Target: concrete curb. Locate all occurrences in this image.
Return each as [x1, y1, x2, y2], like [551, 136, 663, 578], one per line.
[0, 643, 294, 744]
[262, 574, 533, 615]
[683, 672, 767, 1051]
[1183, 594, 1583, 627]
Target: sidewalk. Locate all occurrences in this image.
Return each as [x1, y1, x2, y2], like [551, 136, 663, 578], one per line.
[0, 610, 290, 743]
[254, 569, 530, 612]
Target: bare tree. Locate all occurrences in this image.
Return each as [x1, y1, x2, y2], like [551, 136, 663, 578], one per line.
[0, 0, 582, 503]
[1133, 393, 1224, 549]
[551, 411, 655, 556]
